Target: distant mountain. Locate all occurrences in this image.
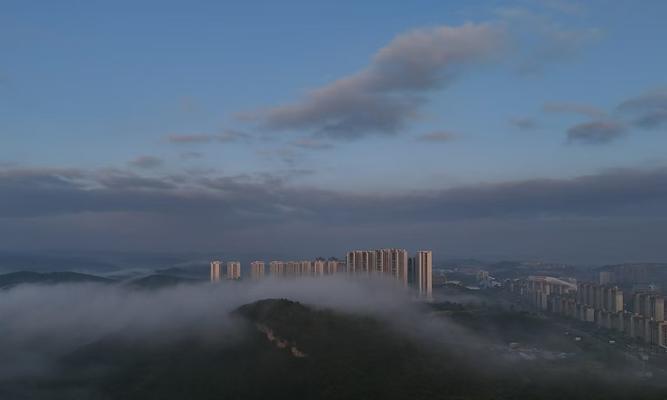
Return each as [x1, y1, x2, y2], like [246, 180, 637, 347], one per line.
[0, 271, 114, 289]
[2, 299, 663, 400]
[0, 270, 203, 290]
[155, 264, 210, 279]
[126, 274, 203, 289]
[0, 252, 121, 274]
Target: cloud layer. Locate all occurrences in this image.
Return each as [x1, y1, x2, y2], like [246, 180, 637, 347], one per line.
[3, 166, 667, 221]
[1, 165, 667, 263]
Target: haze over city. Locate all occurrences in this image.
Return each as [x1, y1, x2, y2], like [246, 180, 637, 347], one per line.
[2, 1, 667, 264]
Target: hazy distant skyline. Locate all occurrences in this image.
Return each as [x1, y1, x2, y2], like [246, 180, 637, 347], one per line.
[1, 1, 667, 264]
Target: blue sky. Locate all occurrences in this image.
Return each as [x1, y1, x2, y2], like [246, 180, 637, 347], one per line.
[2, 1, 667, 263]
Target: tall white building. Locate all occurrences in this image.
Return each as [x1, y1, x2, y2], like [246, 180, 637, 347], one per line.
[346, 248, 408, 284]
[269, 261, 286, 277]
[346, 250, 373, 274]
[210, 260, 222, 282]
[226, 261, 241, 280]
[313, 260, 325, 276]
[299, 260, 312, 276]
[382, 249, 408, 285]
[326, 260, 342, 275]
[250, 261, 265, 280]
[415, 250, 433, 299]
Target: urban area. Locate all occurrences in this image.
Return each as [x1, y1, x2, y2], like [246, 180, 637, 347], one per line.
[210, 249, 433, 298]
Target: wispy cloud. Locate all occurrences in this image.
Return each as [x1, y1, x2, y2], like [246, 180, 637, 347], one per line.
[128, 156, 163, 169]
[567, 120, 626, 144]
[543, 102, 607, 118]
[218, 129, 252, 142]
[244, 23, 507, 139]
[167, 130, 252, 144]
[537, 0, 586, 15]
[510, 117, 539, 131]
[617, 88, 667, 129]
[180, 151, 204, 160]
[416, 131, 456, 142]
[167, 134, 212, 144]
[497, 7, 601, 74]
[291, 138, 334, 150]
[560, 88, 666, 144]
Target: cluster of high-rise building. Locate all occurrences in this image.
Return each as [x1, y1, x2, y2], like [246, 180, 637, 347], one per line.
[210, 259, 345, 281]
[514, 276, 577, 310]
[209, 260, 241, 282]
[627, 292, 666, 345]
[267, 259, 345, 277]
[210, 249, 433, 299]
[346, 249, 408, 282]
[513, 277, 667, 348]
[346, 249, 432, 298]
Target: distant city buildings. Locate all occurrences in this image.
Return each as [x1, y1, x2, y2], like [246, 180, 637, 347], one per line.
[512, 276, 667, 349]
[209, 248, 434, 299]
[212, 259, 347, 282]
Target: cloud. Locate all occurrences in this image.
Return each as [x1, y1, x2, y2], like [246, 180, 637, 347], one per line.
[416, 131, 456, 142]
[291, 138, 334, 150]
[180, 151, 204, 160]
[217, 129, 252, 142]
[245, 23, 507, 139]
[566, 120, 626, 144]
[128, 156, 163, 169]
[1, 165, 667, 262]
[510, 117, 538, 131]
[179, 96, 200, 113]
[543, 102, 606, 118]
[552, 88, 666, 144]
[167, 134, 212, 144]
[616, 88, 667, 129]
[497, 7, 602, 74]
[168, 130, 252, 144]
[96, 173, 177, 191]
[537, 0, 586, 15]
[256, 148, 300, 166]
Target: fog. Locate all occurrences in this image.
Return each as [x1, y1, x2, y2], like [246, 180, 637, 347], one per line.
[0, 276, 660, 395]
[0, 277, 453, 379]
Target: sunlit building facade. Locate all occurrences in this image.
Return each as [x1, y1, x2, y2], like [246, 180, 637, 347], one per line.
[250, 261, 265, 280]
[210, 260, 222, 282]
[226, 261, 241, 280]
[415, 250, 433, 299]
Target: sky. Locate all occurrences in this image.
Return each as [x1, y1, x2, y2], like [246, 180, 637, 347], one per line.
[1, 0, 667, 264]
